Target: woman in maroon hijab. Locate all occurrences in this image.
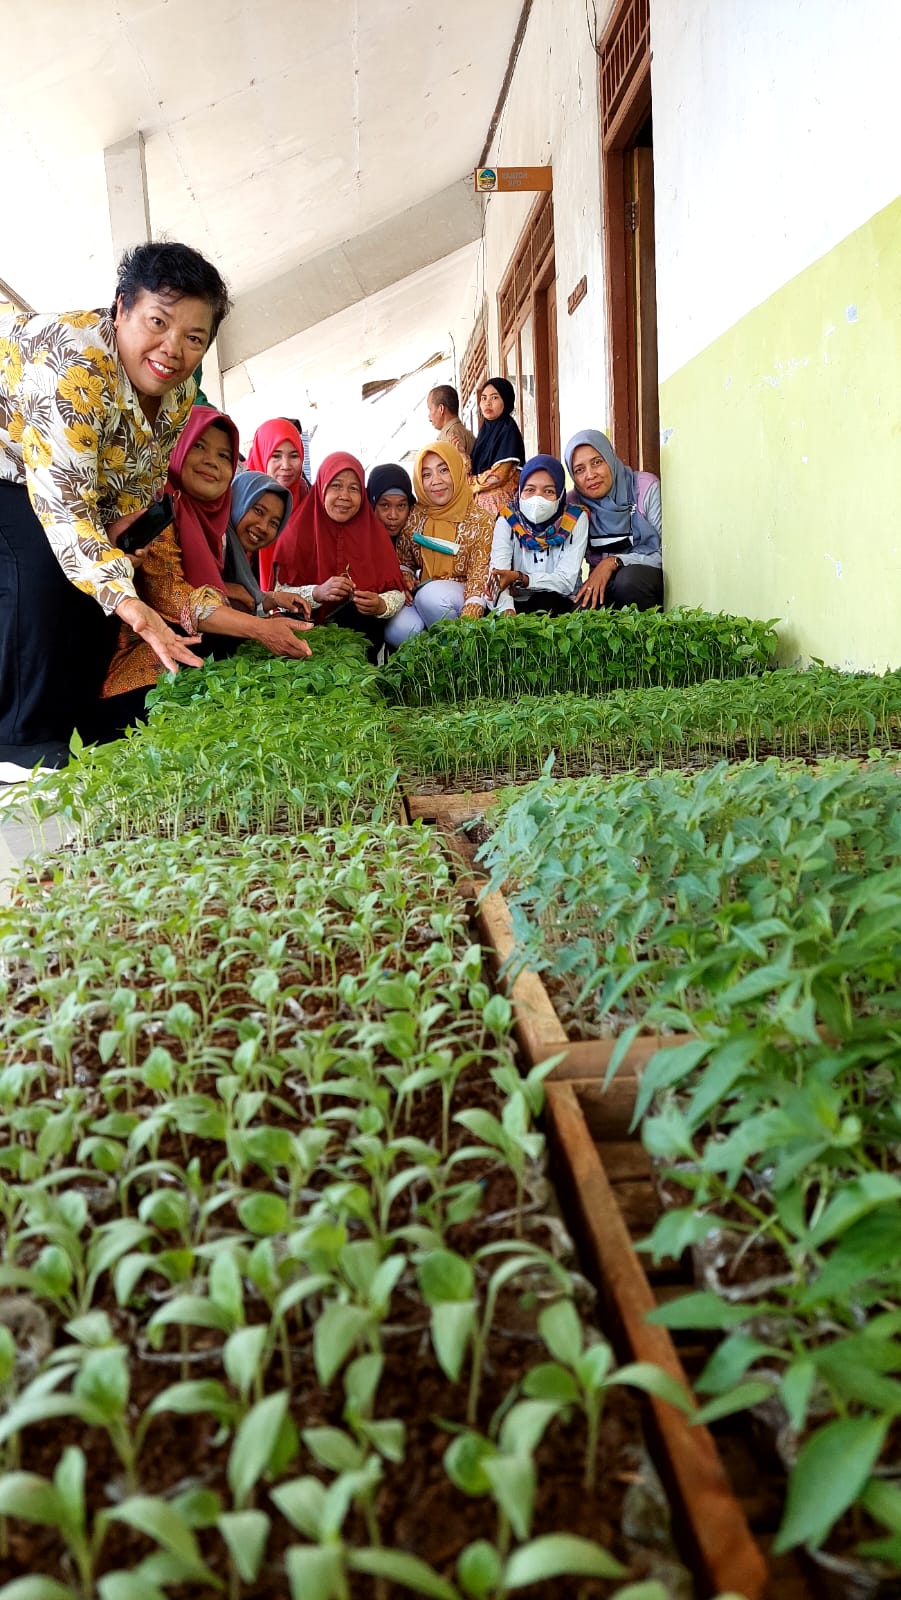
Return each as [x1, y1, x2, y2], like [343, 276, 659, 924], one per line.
[94, 407, 312, 737]
[270, 452, 406, 658]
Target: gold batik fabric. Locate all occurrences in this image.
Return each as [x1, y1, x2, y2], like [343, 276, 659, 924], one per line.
[398, 504, 494, 608]
[102, 519, 224, 698]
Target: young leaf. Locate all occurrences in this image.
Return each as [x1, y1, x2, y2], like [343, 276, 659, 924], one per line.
[457, 1539, 502, 1598]
[238, 1192, 290, 1237]
[284, 1543, 346, 1600]
[271, 1476, 328, 1541]
[97, 1576, 169, 1600]
[773, 1414, 890, 1552]
[484, 1452, 535, 1542]
[217, 1509, 270, 1582]
[611, 1363, 694, 1414]
[313, 1303, 372, 1387]
[0, 1472, 62, 1526]
[302, 1427, 363, 1474]
[223, 1325, 268, 1400]
[106, 1496, 219, 1584]
[692, 1380, 777, 1426]
[537, 1299, 582, 1367]
[0, 1581, 81, 1600]
[522, 1363, 580, 1405]
[227, 1391, 289, 1507]
[349, 1547, 460, 1598]
[504, 1532, 626, 1586]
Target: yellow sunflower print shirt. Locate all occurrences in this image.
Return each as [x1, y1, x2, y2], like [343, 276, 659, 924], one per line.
[0, 308, 195, 614]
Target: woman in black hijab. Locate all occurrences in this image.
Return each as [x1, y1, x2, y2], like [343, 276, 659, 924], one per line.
[469, 377, 527, 515]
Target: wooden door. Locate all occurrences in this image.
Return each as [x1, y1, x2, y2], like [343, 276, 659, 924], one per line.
[546, 278, 560, 456]
[627, 146, 660, 474]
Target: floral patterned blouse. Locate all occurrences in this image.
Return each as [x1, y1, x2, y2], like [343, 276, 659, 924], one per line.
[0, 308, 195, 614]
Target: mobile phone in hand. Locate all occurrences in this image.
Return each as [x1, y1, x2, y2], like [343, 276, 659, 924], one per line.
[115, 493, 174, 555]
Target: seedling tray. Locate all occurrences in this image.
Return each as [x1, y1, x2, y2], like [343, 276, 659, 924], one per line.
[406, 790, 687, 1103]
[405, 791, 808, 1599]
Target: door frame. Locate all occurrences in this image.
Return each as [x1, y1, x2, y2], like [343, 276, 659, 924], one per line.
[598, 0, 653, 467]
[497, 192, 558, 455]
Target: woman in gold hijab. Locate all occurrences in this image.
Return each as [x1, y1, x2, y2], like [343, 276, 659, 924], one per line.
[386, 441, 494, 648]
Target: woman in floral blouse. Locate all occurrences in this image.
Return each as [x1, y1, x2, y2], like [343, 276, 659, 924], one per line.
[0, 241, 231, 776]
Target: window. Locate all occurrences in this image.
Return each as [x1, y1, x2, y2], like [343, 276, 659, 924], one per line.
[498, 194, 559, 457]
[459, 315, 488, 439]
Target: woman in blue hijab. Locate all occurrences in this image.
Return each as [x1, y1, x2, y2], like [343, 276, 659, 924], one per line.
[489, 454, 588, 615]
[223, 472, 308, 616]
[563, 429, 663, 610]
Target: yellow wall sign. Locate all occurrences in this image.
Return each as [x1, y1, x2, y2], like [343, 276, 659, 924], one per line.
[474, 167, 553, 193]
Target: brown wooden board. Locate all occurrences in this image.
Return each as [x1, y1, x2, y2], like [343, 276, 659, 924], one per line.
[545, 1080, 770, 1600]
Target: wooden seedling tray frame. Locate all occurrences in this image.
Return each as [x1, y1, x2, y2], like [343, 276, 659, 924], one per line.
[405, 787, 776, 1599]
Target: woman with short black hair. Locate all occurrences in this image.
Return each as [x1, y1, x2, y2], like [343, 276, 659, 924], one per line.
[0, 240, 231, 777]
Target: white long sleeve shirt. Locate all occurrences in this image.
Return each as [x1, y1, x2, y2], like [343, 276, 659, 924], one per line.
[490, 510, 589, 613]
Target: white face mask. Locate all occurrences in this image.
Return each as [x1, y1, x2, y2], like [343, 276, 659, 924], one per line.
[520, 494, 559, 525]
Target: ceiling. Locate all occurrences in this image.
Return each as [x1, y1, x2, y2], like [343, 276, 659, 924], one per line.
[2, 0, 524, 444]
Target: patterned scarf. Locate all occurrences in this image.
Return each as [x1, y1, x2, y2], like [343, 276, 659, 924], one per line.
[502, 454, 575, 552]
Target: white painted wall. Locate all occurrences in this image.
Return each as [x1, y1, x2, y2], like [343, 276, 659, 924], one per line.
[651, 0, 901, 380]
[452, 0, 614, 449]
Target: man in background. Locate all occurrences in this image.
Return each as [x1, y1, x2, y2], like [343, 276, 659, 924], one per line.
[426, 385, 474, 472]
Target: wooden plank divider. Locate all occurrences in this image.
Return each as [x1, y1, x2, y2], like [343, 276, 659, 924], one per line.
[545, 1081, 769, 1600]
[402, 786, 780, 1596]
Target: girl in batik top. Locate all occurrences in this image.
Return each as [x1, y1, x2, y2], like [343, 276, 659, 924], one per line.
[387, 441, 493, 648]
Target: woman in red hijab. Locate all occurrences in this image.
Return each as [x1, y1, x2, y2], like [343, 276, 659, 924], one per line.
[270, 452, 406, 658]
[94, 407, 312, 738]
[244, 419, 310, 590]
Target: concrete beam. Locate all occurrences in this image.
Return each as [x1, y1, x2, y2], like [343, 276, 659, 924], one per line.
[104, 133, 152, 260]
[218, 178, 483, 372]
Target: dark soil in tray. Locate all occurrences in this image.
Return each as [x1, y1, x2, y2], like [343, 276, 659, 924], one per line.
[401, 735, 878, 797]
[0, 927, 692, 1596]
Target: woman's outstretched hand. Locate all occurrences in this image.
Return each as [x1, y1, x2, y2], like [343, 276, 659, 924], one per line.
[116, 597, 204, 672]
[256, 617, 315, 658]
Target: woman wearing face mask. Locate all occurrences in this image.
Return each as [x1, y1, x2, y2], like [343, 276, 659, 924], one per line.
[564, 428, 663, 611]
[489, 455, 589, 615]
[223, 472, 310, 616]
[367, 463, 414, 541]
[469, 377, 526, 515]
[268, 452, 406, 658]
[243, 419, 310, 590]
[94, 408, 312, 738]
[386, 442, 493, 647]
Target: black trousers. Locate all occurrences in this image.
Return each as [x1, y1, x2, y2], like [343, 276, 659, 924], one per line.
[508, 590, 574, 616]
[604, 563, 664, 610]
[0, 481, 118, 764]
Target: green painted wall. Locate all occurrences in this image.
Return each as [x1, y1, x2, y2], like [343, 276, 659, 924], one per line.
[659, 194, 901, 669]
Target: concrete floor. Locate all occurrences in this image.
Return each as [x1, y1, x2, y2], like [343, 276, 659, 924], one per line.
[0, 791, 66, 903]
